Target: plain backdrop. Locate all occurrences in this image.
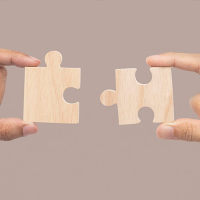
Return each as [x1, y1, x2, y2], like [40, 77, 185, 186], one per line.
[0, 1, 200, 200]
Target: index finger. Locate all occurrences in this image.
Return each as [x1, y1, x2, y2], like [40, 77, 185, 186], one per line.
[0, 49, 40, 68]
[146, 52, 200, 74]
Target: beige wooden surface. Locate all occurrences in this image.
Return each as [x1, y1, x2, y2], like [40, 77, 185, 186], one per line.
[100, 67, 174, 125]
[23, 51, 81, 124]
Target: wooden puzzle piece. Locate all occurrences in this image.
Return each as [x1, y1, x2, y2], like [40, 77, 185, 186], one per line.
[100, 67, 174, 125]
[23, 51, 81, 124]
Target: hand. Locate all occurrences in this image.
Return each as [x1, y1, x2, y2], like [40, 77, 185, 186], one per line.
[146, 52, 200, 142]
[0, 49, 40, 141]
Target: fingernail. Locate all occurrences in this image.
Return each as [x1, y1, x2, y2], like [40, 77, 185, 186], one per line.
[23, 122, 38, 137]
[29, 56, 40, 62]
[158, 125, 174, 139]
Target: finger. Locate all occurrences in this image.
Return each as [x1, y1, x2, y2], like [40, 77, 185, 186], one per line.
[0, 118, 38, 141]
[189, 93, 200, 118]
[0, 66, 7, 105]
[0, 49, 40, 68]
[156, 118, 200, 142]
[146, 52, 200, 74]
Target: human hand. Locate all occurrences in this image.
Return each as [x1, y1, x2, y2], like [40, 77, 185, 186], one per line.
[146, 52, 200, 142]
[0, 49, 40, 141]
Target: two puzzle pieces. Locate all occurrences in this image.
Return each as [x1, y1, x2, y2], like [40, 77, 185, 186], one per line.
[23, 51, 174, 125]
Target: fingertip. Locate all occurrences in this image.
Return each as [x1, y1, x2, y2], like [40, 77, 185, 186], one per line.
[189, 96, 195, 109]
[189, 93, 200, 118]
[156, 124, 162, 138]
[156, 124, 175, 140]
[23, 122, 38, 137]
[156, 124, 166, 139]
[146, 56, 151, 66]
[21, 56, 40, 68]
[146, 55, 160, 67]
[28, 56, 41, 66]
[33, 122, 38, 132]
[14, 54, 41, 68]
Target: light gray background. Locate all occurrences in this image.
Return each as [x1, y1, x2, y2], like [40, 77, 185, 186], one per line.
[0, 1, 200, 199]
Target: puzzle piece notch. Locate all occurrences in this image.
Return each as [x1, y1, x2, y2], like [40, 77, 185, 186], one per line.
[23, 51, 81, 124]
[100, 67, 174, 125]
[63, 87, 80, 104]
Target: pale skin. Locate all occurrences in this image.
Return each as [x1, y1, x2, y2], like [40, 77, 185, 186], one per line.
[1, 49, 200, 142]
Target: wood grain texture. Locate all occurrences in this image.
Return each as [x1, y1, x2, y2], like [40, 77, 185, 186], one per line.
[100, 67, 174, 125]
[23, 51, 81, 124]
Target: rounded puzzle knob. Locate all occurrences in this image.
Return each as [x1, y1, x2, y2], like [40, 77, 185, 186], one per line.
[45, 51, 62, 67]
[100, 90, 116, 106]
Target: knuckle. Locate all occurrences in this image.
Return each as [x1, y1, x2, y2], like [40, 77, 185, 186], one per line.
[182, 122, 195, 141]
[9, 50, 23, 65]
[13, 50, 26, 58]
[0, 119, 23, 141]
[0, 126, 13, 141]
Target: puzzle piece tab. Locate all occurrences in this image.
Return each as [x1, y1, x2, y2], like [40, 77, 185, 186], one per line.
[100, 67, 174, 125]
[23, 51, 81, 124]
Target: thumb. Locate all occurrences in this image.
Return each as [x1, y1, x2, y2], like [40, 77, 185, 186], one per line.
[0, 118, 38, 141]
[156, 119, 200, 142]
